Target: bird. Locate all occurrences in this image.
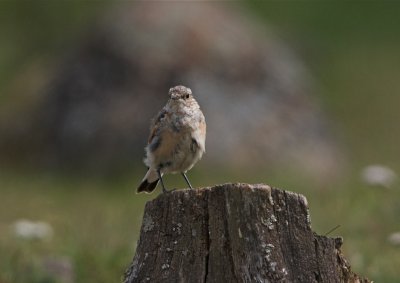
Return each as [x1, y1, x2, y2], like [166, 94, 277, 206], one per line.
[137, 85, 206, 193]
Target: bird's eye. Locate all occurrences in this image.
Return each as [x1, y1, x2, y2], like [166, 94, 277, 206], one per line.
[185, 94, 190, 99]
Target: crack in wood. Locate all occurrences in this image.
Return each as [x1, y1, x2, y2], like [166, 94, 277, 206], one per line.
[223, 189, 240, 282]
[203, 191, 210, 283]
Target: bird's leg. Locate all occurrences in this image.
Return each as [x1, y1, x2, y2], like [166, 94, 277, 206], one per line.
[181, 172, 193, 189]
[157, 169, 168, 193]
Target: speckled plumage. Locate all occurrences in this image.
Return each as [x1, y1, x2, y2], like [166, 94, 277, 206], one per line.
[137, 86, 206, 193]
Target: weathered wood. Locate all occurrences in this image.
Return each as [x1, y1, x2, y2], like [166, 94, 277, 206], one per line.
[124, 183, 370, 283]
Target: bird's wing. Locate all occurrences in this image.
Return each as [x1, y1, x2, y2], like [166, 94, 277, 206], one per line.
[148, 108, 168, 144]
[146, 107, 180, 165]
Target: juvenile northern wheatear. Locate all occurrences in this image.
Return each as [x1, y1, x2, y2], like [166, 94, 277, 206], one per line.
[137, 85, 206, 193]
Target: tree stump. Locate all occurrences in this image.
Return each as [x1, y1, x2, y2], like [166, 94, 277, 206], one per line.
[124, 183, 370, 283]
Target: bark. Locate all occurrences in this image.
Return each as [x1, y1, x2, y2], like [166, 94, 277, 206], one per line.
[124, 183, 370, 283]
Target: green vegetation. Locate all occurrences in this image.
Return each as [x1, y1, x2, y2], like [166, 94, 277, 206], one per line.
[0, 1, 110, 100]
[247, 1, 400, 166]
[0, 171, 141, 283]
[1, 1, 400, 282]
[1, 167, 400, 282]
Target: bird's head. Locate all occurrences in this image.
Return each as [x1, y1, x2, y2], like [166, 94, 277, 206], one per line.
[169, 85, 193, 101]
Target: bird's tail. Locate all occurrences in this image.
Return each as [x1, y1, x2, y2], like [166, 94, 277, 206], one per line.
[137, 169, 161, 193]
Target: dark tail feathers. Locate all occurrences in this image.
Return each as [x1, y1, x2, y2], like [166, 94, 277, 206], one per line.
[137, 179, 159, 193]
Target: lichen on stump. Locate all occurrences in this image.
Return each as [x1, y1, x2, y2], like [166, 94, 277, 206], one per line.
[124, 183, 370, 283]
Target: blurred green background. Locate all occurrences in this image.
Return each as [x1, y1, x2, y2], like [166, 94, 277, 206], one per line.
[1, 1, 400, 282]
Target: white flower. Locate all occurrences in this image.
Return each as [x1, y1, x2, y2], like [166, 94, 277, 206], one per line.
[360, 164, 397, 188]
[388, 232, 400, 246]
[13, 219, 53, 240]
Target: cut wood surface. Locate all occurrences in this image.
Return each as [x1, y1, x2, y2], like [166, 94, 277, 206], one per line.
[124, 183, 370, 283]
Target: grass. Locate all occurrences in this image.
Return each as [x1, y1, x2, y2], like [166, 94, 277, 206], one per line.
[0, 172, 146, 283]
[1, 166, 400, 282]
